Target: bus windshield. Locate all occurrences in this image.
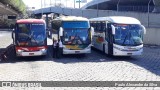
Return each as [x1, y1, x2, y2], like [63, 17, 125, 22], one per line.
[63, 29, 91, 45]
[62, 21, 90, 28]
[16, 23, 46, 46]
[113, 24, 143, 46]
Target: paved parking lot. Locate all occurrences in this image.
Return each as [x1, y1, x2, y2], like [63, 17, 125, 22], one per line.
[0, 31, 12, 48]
[1, 46, 160, 81]
[0, 31, 160, 90]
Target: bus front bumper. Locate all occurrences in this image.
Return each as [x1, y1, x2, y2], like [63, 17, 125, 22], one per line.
[113, 48, 143, 56]
[16, 50, 47, 56]
[63, 48, 91, 54]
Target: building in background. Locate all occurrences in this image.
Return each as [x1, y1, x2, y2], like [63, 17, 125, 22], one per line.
[82, 0, 160, 13]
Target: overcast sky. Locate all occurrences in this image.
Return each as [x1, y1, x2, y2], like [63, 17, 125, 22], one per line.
[22, 0, 92, 9]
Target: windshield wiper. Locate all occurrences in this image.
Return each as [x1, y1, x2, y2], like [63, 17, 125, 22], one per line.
[122, 34, 128, 46]
[28, 32, 39, 46]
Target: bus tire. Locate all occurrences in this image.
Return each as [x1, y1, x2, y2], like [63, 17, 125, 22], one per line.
[58, 48, 63, 59]
[13, 46, 15, 54]
[15, 55, 20, 60]
[103, 44, 105, 54]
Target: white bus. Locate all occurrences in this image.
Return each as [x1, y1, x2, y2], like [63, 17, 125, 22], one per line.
[90, 16, 146, 56]
[51, 16, 94, 55]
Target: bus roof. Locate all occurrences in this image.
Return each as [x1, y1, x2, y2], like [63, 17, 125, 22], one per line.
[89, 16, 141, 24]
[16, 19, 45, 24]
[54, 16, 89, 21]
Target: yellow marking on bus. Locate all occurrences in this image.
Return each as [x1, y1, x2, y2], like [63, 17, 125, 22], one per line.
[65, 45, 81, 50]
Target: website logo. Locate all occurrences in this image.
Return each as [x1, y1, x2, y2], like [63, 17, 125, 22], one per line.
[2, 82, 11, 87]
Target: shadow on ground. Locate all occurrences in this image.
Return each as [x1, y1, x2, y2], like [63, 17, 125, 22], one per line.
[1, 45, 160, 76]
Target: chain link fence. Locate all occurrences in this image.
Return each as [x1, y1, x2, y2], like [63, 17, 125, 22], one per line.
[118, 5, 154, 13]
[116, 5, 160, 28]
[34, 6, 160, 28]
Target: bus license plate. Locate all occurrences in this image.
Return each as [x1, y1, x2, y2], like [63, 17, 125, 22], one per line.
[127, 53, 132, 55]
[75, 51, 80, 53]
[29, 53, 34, 55]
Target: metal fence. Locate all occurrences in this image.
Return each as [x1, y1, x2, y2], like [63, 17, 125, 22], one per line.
[116, 5, 160, 28]
[34, 6, 160, 28]
[118, 5, 155, 13]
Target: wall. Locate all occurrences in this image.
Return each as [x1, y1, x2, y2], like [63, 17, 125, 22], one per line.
[35, 7, 160, 28]
[83, 9, 160, 28]
[144, 28, 160, 45]
[34, 7, 160, 45]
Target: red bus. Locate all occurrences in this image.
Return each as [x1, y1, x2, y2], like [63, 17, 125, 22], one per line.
[12, 19, 47, 56]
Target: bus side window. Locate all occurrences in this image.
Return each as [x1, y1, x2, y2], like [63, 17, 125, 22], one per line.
[92, 22, 97, 32]
[90, 22, 93, 26]
[102, 22, 106, 31]
[97, 22, 101, 32]
[90, 22, 93, 29]
[99, 22, 104, 32]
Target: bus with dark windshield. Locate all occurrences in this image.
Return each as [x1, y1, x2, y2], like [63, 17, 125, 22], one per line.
[90, 16, 146, 56]
[51, 16, 94, 55]
[12, 19, 47, 56]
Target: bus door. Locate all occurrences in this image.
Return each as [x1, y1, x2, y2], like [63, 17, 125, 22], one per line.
[107, 23, 114, 55]
[14, 23, 19, 46]
[94, 22, 104, 51]
[12, 24, 16, 45]
[103, 22, 108, 54]
[91, 22, 98, 49]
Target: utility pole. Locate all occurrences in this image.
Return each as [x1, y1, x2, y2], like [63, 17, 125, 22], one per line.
[79, 0, 80, 8]
[117, 0, 121, 12]
[50, 0, 51, 6]
[148, 0, 152, 27]
[44, 0, 46, 8]
[74, 0, 75, 8]
[97, 2, 99, 17]
[60, 0, 62, 6]
[66, 0, 67, 7]
[55, 0, 56, 6]
[41, 0, 43, 18]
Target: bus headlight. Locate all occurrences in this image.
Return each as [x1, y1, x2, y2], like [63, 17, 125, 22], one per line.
[113, 46, 123, 51]
[17, 49, 23, 52]
[41, 48, 46, 52]
[86, 47, 90, 49]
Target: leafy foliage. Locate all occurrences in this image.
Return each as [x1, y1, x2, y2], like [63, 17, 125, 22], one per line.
[0, 0, 26, 13]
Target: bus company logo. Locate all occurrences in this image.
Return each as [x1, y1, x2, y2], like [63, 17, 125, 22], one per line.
[126, 47, 136, 50]
[96, 37, 104, 43]
[1, 82, 42, 87]
[2, 82, 12, 87]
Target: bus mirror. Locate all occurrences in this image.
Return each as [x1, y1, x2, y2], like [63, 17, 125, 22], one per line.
[91, 27, 94, 36]
[111, 25, 115, 35]
[141, 25, 146, 34]
[59, 27, 63, 37]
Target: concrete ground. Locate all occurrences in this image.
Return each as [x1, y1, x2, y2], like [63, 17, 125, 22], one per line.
[0, 31, 160, 90]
